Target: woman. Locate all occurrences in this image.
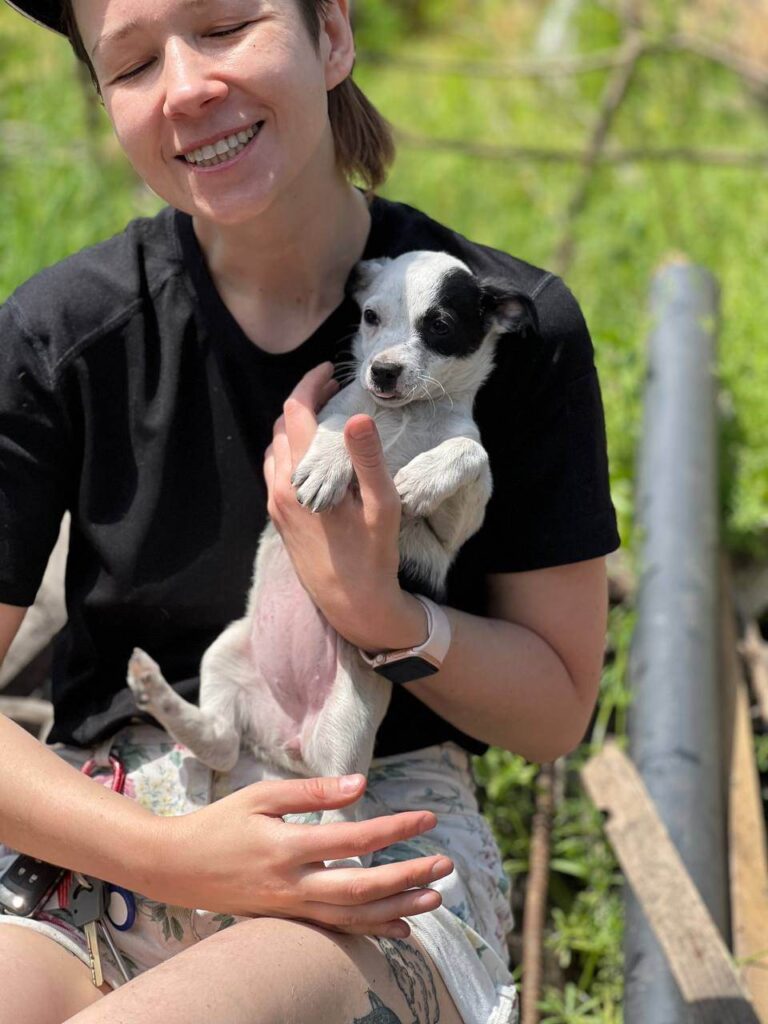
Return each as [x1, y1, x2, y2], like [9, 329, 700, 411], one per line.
[0, 0, 620, 1021]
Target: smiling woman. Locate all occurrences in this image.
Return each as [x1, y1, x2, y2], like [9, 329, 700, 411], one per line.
[0, 0, 619, 1021]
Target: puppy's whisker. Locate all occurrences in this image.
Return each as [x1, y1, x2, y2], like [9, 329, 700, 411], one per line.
[417, 374, 453, 413]
[417, 382, 437, 417]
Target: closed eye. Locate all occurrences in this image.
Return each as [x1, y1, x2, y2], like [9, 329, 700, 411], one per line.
[114, 61, 153, 83]
[207, 21, 252, 37]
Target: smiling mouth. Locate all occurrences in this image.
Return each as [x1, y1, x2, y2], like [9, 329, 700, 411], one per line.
[178, 121, 264, 168]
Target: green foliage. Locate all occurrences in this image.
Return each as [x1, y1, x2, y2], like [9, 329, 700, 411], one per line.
[476, 605, 632, 1020]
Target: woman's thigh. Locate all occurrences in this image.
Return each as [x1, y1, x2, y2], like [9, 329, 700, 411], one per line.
[63, 918, 465, 1024]
[0, 926, 108, 1024]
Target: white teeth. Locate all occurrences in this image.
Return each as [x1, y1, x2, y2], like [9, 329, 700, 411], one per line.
[183, 122, 261, 165]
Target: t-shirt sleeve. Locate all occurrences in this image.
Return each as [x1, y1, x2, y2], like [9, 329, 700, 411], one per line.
[0, 298, 72, 606]
[474, 273, 620, 573]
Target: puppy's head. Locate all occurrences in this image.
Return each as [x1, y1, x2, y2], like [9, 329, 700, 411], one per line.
[349, 251, 536, 407]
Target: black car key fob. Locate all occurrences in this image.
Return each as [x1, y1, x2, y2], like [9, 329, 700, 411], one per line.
[0, 854, 67, 917]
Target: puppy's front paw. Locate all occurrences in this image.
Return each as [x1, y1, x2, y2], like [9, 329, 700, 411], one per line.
[393, 462, 443, 519]
[292, 450, 354, 512]
[127, 648, 173, 713]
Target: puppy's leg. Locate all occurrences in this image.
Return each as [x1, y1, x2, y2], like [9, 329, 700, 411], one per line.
[303, 646, 392, 868]
[127, 635, 242, 773]
[394, 437, 490, 519]
[426, 461, 493, 554]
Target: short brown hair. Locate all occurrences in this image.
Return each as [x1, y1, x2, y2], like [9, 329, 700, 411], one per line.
[61, 0, 395, 190]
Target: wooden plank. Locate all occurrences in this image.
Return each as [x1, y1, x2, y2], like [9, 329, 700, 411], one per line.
[721, 590, 768, 1020]
[582, 743, 760, 1023]
[740, 620, 768, 727]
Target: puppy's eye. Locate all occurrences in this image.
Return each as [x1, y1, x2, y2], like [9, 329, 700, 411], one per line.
[430, 318, 451, 336]
[363, 308, 380, 327]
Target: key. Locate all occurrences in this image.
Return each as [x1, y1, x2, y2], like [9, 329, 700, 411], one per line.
[70, 877, 106, 988]
[96, 920, 133, 984]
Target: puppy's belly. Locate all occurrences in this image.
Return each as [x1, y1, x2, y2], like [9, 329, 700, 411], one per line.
[247, 545, 338, 760]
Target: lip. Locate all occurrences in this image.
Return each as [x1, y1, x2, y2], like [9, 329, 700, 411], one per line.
[175, 121, 263, 158]
[367, 385, 409, 406]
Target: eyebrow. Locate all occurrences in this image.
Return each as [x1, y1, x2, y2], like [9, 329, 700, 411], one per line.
[90, 0, 231, 61]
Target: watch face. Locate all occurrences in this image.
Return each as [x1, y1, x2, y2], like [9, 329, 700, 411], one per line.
[373, 657, 440, 684]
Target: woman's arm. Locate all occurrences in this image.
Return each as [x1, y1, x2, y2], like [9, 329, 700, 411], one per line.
[0, 710, 451, 934]
[0, 603, 27, 664]
[266, 365, 609, 763]
[404, 560, 608, 761]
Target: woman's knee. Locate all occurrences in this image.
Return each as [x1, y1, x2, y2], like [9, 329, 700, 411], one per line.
[0, 926, 105, 1024]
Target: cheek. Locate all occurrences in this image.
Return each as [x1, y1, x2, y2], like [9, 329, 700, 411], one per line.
[105, 101, 152, 167]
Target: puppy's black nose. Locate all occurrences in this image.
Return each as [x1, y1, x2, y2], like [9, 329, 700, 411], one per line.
[371, 361, 402, 390]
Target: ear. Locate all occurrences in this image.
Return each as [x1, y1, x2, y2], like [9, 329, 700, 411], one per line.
[320, 0, 356, 91]
[346, 258, 392, 303]
[479, 279, 539, 337]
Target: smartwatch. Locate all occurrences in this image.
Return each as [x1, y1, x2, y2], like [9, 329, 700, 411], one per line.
[359, 595, 452, 684]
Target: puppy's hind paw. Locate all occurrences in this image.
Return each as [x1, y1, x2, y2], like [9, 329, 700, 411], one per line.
[127, 648, 170, 711]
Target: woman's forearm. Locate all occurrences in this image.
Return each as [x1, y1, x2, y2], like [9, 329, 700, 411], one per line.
[0, 714, 161, 892]
[405, 607, 588, 760]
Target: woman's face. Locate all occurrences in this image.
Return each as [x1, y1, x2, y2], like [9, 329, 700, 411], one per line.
[73, 0, 353, 225]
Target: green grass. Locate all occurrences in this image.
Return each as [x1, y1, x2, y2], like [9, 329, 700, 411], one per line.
[2, 1, 767, 1019]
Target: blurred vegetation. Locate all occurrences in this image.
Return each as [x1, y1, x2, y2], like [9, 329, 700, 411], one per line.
[2, 0, 767, 1019]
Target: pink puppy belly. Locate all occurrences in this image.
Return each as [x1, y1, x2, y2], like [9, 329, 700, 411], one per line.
[247, 549, 338, 757]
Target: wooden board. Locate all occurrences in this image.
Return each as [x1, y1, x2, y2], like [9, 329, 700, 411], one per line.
[582, 743, 760, 1023]
[721, 584, 768, 1020]
[740, 620, 768, 727]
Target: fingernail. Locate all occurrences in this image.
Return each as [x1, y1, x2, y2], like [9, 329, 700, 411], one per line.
[431, 858, 453, 879]
[415, 890, 439, 908]
[340, 774, 365, 793]
[388, 924, 409, 938]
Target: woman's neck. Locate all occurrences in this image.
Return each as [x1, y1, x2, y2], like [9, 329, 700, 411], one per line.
[191, 176, 372, 351]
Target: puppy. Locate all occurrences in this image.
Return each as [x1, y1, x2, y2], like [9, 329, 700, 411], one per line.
[127, 250, 533, 830]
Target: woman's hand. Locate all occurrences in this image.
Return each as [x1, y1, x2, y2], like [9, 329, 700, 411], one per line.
[153, 773, 453, 939]
[263, 362, 427, 652]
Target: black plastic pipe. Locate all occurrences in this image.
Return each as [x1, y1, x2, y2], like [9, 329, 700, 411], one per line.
[624, 261, 727, 1022]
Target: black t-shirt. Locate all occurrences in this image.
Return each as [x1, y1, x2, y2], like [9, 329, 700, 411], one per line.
[0, 195, 619, 756]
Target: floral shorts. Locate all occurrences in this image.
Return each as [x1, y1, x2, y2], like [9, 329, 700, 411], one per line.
[0, 725, 518, 1024]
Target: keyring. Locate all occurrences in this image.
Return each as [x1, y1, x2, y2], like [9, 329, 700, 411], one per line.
[105, 884, 136, 931]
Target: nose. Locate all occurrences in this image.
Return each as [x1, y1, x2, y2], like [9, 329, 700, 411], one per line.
[371, 361, 403, 391]
[162, 38, 228, 120]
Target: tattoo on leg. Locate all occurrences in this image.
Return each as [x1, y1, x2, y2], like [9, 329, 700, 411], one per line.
[376, 938, 441, 1024]
[353, 990, 403, 1023]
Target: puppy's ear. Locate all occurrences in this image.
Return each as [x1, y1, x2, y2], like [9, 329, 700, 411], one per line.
[346, 258, 392, 302]
[480, 279, 539, 337]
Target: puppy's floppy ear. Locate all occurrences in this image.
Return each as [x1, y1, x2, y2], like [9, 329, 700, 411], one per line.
[480, 279, 539, 337]
[346, 258, 392, 302]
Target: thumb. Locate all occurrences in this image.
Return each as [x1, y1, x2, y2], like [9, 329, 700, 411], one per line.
[344, 415, 394, 503]
[247, 773, 367, 817]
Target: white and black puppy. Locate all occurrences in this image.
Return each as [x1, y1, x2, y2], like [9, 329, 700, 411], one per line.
[127, 250, 534, 828]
